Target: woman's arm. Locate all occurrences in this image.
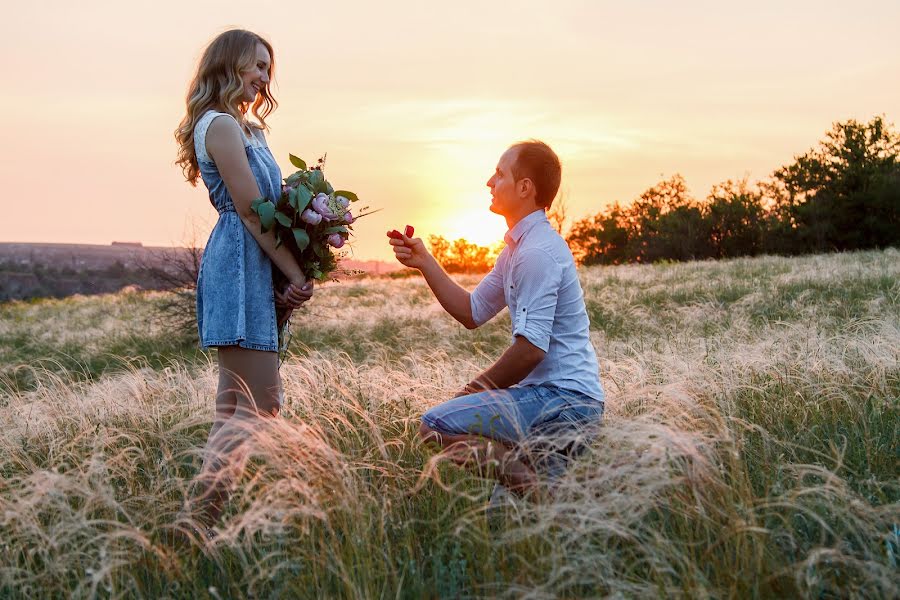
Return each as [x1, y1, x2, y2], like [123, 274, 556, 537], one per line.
[205, 116, 311, 304]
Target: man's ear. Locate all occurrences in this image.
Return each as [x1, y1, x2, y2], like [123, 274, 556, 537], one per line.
[518, 177, 533, 198]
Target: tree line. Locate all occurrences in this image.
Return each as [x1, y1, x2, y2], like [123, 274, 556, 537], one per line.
[567, 116, 899, 264]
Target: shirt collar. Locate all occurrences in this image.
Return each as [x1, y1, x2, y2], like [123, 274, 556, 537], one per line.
[504, 209, 548, 246]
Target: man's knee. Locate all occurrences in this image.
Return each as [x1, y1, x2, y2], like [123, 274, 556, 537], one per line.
[419, 419, 439, 444]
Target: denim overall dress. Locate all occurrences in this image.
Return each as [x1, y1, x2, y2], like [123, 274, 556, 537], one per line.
[193, 110, 283, 352]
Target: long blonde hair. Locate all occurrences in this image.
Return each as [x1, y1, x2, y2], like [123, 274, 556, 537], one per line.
[175, 29, 278, 185]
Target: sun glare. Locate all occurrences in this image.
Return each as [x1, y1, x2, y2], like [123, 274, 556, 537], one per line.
[438, 204, 508, 247]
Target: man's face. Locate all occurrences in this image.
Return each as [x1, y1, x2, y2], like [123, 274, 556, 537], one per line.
[486, 148, 519, 216]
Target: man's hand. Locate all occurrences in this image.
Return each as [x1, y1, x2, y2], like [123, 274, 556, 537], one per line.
[386, 226, 476, 328]
[388, 232, 431, 270]
[453, 382, 487, 398]
[457, 337, 546, 394]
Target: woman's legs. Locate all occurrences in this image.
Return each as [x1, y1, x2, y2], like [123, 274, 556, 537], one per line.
[207, 365, 238, 442]
[188, 345, 282, 528]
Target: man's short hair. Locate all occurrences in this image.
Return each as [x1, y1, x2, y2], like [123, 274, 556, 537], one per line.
[509, 140, 562, 209]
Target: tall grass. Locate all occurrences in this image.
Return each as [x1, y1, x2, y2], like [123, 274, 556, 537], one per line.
[0, 249, 897, 598]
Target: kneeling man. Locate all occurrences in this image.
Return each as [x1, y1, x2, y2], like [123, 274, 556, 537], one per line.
[388, 140, 604, 498]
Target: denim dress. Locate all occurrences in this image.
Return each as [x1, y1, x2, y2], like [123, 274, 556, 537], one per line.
[194, 110, 283, 352]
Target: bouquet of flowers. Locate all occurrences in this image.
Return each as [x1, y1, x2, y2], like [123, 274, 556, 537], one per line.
[251, 154, 362, 279]
[250, 154, 369, 354]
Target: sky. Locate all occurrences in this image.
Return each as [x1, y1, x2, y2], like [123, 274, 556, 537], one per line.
[2, 0, 899, 261]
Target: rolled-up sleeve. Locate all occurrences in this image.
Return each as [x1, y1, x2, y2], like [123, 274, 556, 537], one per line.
[510, 248, 562, 352]
[470, 261, 506, 326]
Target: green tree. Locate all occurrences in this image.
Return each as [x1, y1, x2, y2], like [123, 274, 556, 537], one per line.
[567, 116, 899, 265]
[567, 202, 632, 265]
[774, 115, 900, 252]
[705, 179, 767, 258]
[627, 175, 708, 262]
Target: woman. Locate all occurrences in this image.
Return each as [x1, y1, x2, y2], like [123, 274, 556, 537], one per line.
[174, 29, 312, 535]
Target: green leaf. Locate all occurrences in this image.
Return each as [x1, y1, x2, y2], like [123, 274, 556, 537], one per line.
[295, 186, 313, 212]
[285, 172, 304, 187]
[289, 154, 307, 170]
[322, 225, 349, 235]
[312, 241, 325, 258]
[292, 228, 310, 251]
[250, 196, 266, 212]
[275, 211, 293, 227]
[309, 170, 326, 194]
[325, 180, 334, 195]
[333, 190, 359, 203]
[257, 202, 275, 233]
[286, 188, 298, 209]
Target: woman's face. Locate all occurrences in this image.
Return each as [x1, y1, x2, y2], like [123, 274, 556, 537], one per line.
[240, 43, 271, 103]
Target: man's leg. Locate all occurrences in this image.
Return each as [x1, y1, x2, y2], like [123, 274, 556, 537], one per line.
[418, 387, 562, 495]
[418, 422, 538, 493]
[526, 387, 605, 485]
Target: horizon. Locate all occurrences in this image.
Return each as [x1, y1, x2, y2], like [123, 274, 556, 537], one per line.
[3, 0, 899, 261]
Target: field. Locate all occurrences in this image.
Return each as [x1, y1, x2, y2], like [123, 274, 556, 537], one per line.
[0, 250, 897, 598]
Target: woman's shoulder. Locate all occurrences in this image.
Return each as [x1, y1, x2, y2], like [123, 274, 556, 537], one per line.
[195, 111, 244, 163]
[196, 109, 240, 134]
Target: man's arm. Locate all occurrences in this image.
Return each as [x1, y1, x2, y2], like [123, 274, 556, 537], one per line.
[419, 253, 478, 329]
[389, 233, 477, 328]
[457, 336, 546, 395]
[456, 247, 562, 395]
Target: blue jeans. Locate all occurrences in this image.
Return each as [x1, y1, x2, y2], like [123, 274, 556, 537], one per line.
[421, 384, 604, 478]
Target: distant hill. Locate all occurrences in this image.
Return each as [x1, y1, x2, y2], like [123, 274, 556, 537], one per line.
[0, 243, 401, 301]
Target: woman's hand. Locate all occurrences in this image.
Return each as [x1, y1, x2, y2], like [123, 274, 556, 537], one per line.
[275, 305, 293, 328]
[275, 279, 314, 310]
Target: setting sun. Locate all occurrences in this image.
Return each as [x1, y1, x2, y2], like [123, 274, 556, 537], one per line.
[437, 198, 508, 247]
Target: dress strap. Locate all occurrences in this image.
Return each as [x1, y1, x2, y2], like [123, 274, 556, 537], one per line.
[194, 111, 259, 163]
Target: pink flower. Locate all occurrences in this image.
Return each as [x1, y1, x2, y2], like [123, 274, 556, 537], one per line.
[343, 211, 354, 224]
[311, 193, 337, 219]
[327, 233, 345, 248]
[282, 184, 294, 195]
[301, 209, 322, 225]
[337, 195, 350, 208]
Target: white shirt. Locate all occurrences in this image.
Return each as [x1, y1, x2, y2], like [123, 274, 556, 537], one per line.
[470, 209, 605, 401]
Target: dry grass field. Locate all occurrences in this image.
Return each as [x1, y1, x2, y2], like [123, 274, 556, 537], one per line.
[1, 249, 898, 598]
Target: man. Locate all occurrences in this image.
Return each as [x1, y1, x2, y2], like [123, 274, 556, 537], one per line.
[388, 140, 604, 499]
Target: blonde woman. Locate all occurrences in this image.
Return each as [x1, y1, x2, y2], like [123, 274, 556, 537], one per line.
[174, 29, 312, 536]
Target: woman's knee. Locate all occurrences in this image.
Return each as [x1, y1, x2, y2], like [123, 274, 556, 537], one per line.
[235, 385, 281, 417]
[218, 346, 282, 417]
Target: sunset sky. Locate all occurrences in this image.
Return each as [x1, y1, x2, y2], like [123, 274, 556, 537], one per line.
[3, 0, 899, 261]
